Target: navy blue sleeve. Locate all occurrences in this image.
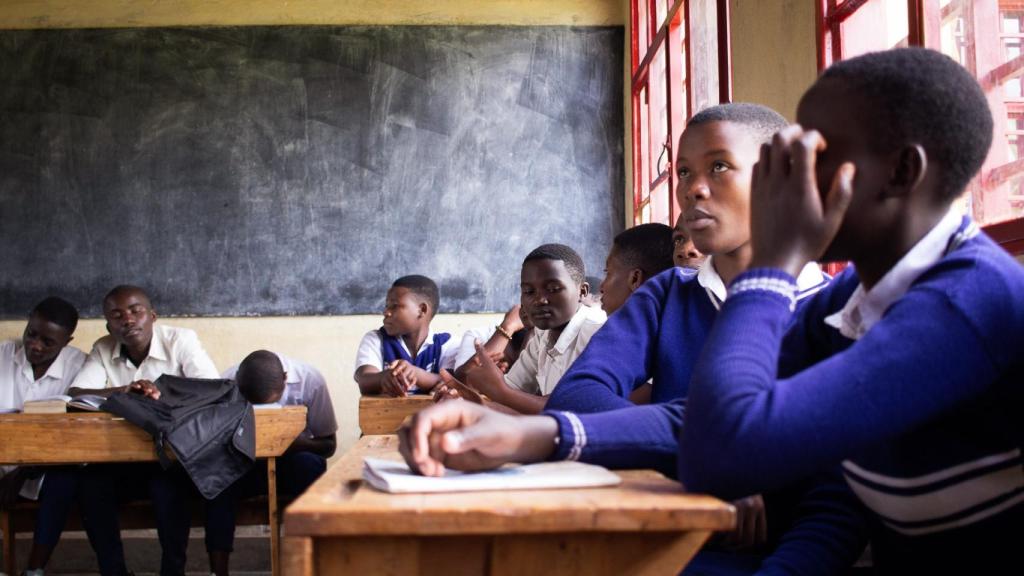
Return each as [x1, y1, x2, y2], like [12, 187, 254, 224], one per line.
[680, 265, 1014, 499]
[547, 399, 684, 478]
[547, 273, 669, 413]
[758, 471, 870, 575]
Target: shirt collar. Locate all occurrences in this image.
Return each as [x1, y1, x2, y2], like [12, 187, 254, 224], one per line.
[112, 325, 168, 364]
[548, 305, 605, 356]
[699, 256, 827, 308]
[13, 342, 71, 381]
[824, 209, 965, 340]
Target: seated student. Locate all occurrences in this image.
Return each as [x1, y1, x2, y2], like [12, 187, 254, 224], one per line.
[677, 48, 1023, 572]
[457, 244, 606, 415]
[450, 304, 533, 381]
[0, 297, 86, 575]
[354, 275, 458, 397]
[546, 103, 826, 416]
[68, 285, 221, 576]
[598, 222, 675, 316]
[672, 213, 706, 269]
[211, 350, 337, 571]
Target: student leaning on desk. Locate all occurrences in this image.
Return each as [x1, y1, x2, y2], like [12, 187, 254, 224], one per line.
[0, 296, 86, 575]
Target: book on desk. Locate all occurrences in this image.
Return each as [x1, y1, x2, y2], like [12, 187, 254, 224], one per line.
[22, 394, 107, 414]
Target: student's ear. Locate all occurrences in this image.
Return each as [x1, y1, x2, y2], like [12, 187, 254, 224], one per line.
[627, 269, 645, 292]
[418, 301, 429, 318]
[579, 281, 590, 300]
[150, 308, 159, 323]
[888, 144, 928, 197]
[105, 322, 112, 335]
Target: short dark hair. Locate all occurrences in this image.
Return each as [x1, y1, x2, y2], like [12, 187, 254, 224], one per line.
[688, 103, 789, 145]
[523, 244, 586, 286]
[612, 223, 675, 280]
[31, 297, 79, 333]
[236, 350, 286, 404]
[820, 47, 993, 201]
[392, 275, 440, 316]
[103, 285, 152, 308]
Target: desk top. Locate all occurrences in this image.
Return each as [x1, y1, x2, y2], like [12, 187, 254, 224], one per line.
[284, 435, 735, 537]
[0, 406, 307, 465]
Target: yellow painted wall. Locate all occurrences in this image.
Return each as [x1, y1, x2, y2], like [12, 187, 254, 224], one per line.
[0, 0, 624, 28]
[0, 0, 622, 458]
[0, 314, 503, 456]
[729, 0, 819, 120]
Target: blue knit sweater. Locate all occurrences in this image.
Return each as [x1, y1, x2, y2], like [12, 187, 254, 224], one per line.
[680, 222, 1024, 572]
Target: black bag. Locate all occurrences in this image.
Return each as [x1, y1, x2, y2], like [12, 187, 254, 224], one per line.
[102, 375, 256, 499]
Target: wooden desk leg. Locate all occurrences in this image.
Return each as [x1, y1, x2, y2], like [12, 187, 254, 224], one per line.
[1, 508, 15, 576]
[268, 456, 279, 576]
[281, 536, 313, 576]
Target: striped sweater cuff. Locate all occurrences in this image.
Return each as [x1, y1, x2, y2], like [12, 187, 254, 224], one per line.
[728, 268, 798, 311]
[545, 411, 587, 461]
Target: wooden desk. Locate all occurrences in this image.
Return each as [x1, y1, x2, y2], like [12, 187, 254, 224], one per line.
[0, 407, 306, 576]
[358, 395, 434, 435]
[283, 435, 735, 576]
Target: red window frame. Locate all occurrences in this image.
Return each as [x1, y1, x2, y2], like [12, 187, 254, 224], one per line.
[817, 0, 1024, 257]
[631, 0, 733, 226]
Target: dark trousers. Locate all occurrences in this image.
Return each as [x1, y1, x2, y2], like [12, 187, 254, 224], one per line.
[78, 463, 196, 576]
[204, 451, 327, 553]
[31, 466, 79, 549]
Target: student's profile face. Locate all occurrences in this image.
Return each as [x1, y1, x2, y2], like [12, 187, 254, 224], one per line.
[520, 259, 584, 331]
[382, 287, 425, 336]
[599, 247, 634, 315]
[103, 291, 156, 350]
[796, 79, 890, 262]
[22, 314, 72, 367]
[675, 121, 760, 257]
[672, 213, 706, 269]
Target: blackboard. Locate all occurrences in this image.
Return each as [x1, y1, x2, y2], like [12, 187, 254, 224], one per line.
[0, 26, 624, 317]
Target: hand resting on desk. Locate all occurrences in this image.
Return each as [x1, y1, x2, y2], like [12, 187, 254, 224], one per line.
[398, 400, 557, 477]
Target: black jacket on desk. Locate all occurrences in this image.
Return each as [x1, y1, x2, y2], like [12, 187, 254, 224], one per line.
[102, 375, 256, 499]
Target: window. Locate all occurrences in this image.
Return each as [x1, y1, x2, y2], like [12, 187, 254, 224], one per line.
[631, 0, 732, 225]
[818, 0, 1024, 255]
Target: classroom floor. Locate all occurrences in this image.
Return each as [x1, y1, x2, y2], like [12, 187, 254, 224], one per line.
[2, 527, 271, 575]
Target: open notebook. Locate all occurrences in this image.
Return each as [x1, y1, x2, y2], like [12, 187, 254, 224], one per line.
[363, 457, 621, 494]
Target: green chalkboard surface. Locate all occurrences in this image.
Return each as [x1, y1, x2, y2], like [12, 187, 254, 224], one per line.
[0, 26, 624, 317]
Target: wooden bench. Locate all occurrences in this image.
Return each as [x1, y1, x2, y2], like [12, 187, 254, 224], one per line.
[0, 408, 306, 576]
[358, 395, 434, 435]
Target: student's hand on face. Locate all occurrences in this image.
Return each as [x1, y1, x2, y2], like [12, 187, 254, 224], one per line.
[398, 401, 556, 477]
[720, 494, 768, 550]
[500, 304, 525, 334]
[381, 362, 410, 397]
[129, 379, 161, 400]
[750, 125, 855, 277]
[464, 341, 509, 400]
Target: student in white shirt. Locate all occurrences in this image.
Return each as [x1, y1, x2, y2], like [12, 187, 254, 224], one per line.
[0, 297, 86, 575]
[69, 286, 218, 396]
[199, 350, 338, 575]
[458, 244, 606, 414]
[451, 304, 533, 381]
[66, 285, 220, 576]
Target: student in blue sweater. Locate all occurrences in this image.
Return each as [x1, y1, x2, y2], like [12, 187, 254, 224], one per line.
[399, 104, 869, 573]
[355, 275, 458, 397]
[677, 47, 1023, 572]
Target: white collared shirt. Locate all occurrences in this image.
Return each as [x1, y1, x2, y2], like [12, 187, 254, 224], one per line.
[698, 256, 828, 309]
[505, 304, 607, 396]
[71, 324, 219, 389]
[0, 340, 87, 410]
[223, 352, 338, 440]
[354, 328, 459, 377]
[824, 209, 965, 340]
